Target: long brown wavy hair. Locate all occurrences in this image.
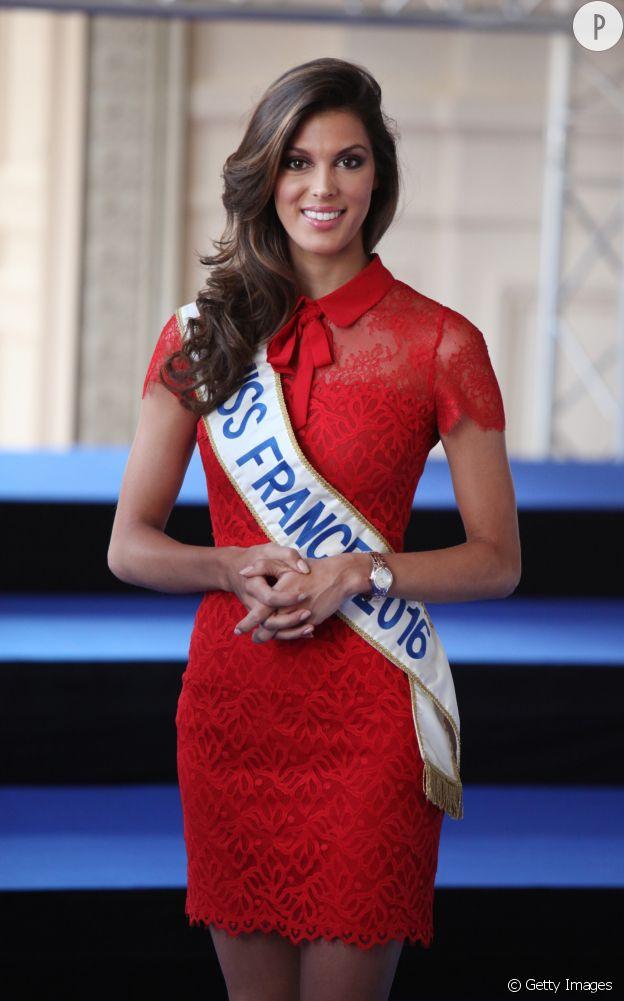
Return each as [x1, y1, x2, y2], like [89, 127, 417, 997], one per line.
[158, 56, 402, 416]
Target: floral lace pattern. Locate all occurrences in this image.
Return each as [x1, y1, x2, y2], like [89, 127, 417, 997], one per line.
[142, 280, 505, 950]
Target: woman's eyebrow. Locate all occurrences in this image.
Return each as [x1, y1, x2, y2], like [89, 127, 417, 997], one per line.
[284, 144, 369, 156]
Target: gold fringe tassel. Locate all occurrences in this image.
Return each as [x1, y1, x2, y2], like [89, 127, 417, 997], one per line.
[423, 759, 464, 820]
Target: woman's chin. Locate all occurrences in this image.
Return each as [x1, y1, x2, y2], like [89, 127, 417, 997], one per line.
[288, 231, 358, 258]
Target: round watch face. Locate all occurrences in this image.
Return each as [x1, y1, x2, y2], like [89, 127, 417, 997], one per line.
[374, 566, 393, 590]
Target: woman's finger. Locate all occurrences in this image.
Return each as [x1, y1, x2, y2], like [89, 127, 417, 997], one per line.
[252, 620, 314, 643]
[240, 555, 309, 578]
[234, 595, 308, 634]
[248, 597, 314, 641]
[273, 545, 311, 575]
[253, 621, 315, 642]
[270, 625, 315, 641]
[251, 606, 312, 633]
[240, 574, 307, 609]
[233, 602, 273, 635]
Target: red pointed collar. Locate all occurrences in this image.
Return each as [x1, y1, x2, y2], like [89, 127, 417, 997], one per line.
[266, 253, 395, 430]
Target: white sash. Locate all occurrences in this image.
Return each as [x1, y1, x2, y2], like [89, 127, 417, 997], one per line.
[176, 302, 463, 821]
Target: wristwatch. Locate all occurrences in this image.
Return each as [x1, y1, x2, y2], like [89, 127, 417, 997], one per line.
[366, 551, 394, 602]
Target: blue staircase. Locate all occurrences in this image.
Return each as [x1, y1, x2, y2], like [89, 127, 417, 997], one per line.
[1, 448, 623, 1001]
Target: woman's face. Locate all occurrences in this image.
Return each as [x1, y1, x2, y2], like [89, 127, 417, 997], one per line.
[273, 109, 378, 260]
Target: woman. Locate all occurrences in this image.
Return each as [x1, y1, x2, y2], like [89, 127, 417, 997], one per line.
[108, 57, 520, 1001]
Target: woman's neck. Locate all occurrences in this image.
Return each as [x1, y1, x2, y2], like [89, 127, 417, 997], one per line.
[291, 246, 372, 301]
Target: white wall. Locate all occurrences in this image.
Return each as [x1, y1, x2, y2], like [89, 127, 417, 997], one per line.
[0, 10, 86, 447]
[2, 12, 621, 455]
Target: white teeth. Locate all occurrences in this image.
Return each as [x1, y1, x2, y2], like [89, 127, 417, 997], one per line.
[303, 209, 343, 221]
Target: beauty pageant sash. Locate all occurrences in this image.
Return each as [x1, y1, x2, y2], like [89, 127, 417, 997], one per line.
[176, 302, 463, 821]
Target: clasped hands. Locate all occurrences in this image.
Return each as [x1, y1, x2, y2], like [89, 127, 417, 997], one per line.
[228, 542, 352, 644]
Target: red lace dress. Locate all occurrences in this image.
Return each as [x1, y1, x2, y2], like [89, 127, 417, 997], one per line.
[141, 253, 506, 951]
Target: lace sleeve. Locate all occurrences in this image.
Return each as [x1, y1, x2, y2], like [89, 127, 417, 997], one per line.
[141, 313, 192, 399]
[432, 306, 506, 435]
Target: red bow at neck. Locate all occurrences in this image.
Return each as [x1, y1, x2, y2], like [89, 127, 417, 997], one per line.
[266, 295, 335, 431]
[264, 254, 397, 430]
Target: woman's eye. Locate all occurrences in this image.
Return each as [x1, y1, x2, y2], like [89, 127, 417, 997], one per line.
[283, 156, 363, 170]
[339, 156, 363, 168]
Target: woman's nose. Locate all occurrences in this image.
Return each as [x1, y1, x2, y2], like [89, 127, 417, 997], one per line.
[310, 167, 336, 197]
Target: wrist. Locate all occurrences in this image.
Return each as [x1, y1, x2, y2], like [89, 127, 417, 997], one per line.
[339, 552, 372, 601]
[217, 546, 239, 591]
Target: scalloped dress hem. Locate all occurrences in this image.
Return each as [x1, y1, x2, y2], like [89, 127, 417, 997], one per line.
[186, 910, 434, 952]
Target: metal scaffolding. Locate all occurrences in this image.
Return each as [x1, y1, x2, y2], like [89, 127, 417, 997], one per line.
[535, 29, 624, 456]
[0, 0, 583, 27]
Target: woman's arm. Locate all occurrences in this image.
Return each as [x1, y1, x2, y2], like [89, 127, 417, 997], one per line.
[108, 382, 312, 612]
[341, 418, 521, 604]
[233, 419, 521, 641]
[108, 382, 235, 593]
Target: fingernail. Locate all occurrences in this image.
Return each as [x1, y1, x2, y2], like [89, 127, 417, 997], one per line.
[298, 593, 306, 601]
[239, 566, 253, 575]
[233, 627, 241, 635]
[302, 626, 313, 636]
[297, 559, 310, 573]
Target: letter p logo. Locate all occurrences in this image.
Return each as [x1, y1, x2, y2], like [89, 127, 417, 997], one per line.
[573, 2, 623, 50]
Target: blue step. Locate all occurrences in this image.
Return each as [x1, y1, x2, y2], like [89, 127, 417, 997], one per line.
[1, 786, 622, 891]
[1, 593, 623, 666]
[2, 447, 624, 509]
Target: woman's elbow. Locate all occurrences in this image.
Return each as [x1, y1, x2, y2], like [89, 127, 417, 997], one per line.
[497, 559, 521, 597]
[488, 542, 521, 598]
[108, 543, 130, 583]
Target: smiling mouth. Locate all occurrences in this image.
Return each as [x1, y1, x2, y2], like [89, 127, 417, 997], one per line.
[301, 209, 346, 219]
